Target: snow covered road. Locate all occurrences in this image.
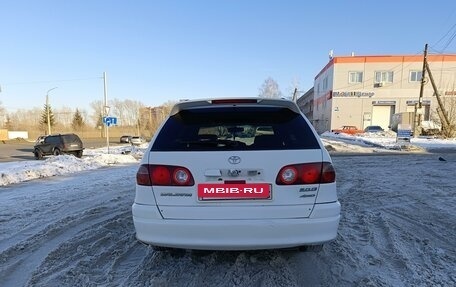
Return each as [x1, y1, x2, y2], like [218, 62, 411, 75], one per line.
[0, 154, 455, 286]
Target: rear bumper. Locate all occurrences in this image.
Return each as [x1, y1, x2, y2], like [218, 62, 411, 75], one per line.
[132, 202, 340, 250]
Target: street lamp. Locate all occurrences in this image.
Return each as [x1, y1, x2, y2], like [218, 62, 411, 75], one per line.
[46, 87, 58, 135]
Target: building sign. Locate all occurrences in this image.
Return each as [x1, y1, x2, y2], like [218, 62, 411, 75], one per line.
[406, 100, 431, 105]
[315, 91, 332, 105]
[332, 91, 375, 98]
[372, 101, 396, 105]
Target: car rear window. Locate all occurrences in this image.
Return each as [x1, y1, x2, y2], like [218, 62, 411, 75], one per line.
[62, 134, 81, 144]
[151, 106, 320, 151]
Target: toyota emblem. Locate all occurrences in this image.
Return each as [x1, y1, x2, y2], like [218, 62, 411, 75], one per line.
[228, 156, 241, 164]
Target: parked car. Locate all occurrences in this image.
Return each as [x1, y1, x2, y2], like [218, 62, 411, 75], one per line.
[120, 135, 132, 143]
[331, 125, 363, 135]
[130, 136, 145, 145]
[364, 125, 385, 133]
[33, 133, 84, 159]
[132, 98, 340, 251]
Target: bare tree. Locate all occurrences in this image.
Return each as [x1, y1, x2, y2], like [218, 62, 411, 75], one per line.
[8, 108, 42, 131]
[54, 106, 74, 131]
[90, 100, 105, 128]
[91, 99, 144, 128]
[259, 77, 283, 98]
[111, 99, 144, 127]
[0, 101, 5, 128]
[161, 100, 177, 117]
[440, 96, 456, 137]
[288, 78, 301, 101]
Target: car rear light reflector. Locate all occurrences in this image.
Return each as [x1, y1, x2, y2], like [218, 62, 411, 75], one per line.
[136, 164, 194, 186]
[276, 162, 336, 185]
[278, 166, 298, 184]
[321, 162, 336, 183]
[173, 168, 192, 185]
[136, 165, 152, 186]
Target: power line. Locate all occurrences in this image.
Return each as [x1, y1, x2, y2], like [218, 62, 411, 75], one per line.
[2, 77, 102, 87]
[440, 30, 456, 52]
[430, 22, 456, 53]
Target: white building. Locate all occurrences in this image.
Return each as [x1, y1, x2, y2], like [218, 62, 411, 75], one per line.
[299, 54, 456, 134]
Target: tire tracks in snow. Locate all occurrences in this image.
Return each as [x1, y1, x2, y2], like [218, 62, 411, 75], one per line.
[1, 156, 455, 286]
[0, 202, 127, 287]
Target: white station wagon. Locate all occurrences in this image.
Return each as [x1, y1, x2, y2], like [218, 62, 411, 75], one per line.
[132, 98, 340, 251]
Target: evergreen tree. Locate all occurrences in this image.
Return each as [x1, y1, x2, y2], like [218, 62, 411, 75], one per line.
[40, 104, 56, 133]
[4, 115, 13, 130]
[72, 109, 85, 131]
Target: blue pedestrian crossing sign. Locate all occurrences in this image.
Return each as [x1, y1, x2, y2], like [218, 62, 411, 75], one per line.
[103, 116, 118, 127]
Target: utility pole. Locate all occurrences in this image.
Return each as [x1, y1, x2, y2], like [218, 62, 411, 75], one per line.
[103, 72, 110, 154]
[414, 44, 428, 137]
[415, 44, 454, 138]
[425, 56, 454, 137]
[292, 88, 298, 102]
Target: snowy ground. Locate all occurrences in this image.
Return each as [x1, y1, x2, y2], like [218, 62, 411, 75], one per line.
[0, 134, 455, 286]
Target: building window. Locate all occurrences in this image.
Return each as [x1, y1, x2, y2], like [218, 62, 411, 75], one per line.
[349, 71, 363, 83]
[374, 71, 394, 83]
[322, 76, 329, 90]
[410, 70, 422, 82]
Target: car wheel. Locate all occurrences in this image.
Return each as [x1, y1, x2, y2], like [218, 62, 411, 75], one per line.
[34, 149, 43, 160]
[53, 148, 61, 156]
[151, 245, 171, 251]
[152, 246, 186, 257]
[75, 150, 83, 158]
[298, 244, 323, 252]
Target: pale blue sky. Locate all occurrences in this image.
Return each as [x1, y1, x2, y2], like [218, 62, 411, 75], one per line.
[1, 0, 455, 113]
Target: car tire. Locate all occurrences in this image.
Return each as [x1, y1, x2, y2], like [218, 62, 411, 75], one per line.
[75, 150, 83, 158]
[152, 246, 186, 257]
[34, 149, 43, 160]
[151, 245, 171, 252]
[298, 244, 323, 252]
[53, 148, 61, 156]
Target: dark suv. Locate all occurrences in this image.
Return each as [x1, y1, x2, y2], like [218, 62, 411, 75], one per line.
[33, 133, 84, 159]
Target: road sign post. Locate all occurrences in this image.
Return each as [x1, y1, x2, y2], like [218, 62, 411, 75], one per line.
[102, 116, 117, 154]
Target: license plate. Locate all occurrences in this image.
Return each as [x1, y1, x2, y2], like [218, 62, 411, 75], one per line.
[198, 183, 271, 200]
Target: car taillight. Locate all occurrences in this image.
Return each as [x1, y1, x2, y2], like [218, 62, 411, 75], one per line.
[276, 162, 335, 185]
[136, 164, 194, 186]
